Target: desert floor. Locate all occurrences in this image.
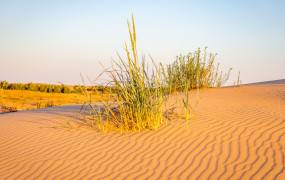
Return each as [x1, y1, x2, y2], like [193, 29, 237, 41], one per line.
[0, 83, 285, 179]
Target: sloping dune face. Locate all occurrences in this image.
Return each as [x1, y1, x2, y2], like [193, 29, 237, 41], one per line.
[0, 84, 285, 179]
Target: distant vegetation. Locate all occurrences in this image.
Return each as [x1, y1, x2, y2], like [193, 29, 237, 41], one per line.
[0, 81, 111, 113]
[0, 81, 108, 94]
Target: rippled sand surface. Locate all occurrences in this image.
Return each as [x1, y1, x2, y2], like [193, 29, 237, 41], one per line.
[1, 84, 285, 179]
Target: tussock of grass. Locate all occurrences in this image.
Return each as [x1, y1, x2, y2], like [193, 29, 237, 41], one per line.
[87, 16, 167, 131]
[163, 48, 232, 92]
[162, 48, 232, 123]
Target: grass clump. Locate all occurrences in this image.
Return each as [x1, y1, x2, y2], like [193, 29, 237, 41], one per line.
[164, 48, 232, 92]
[88, 16, 167, 131]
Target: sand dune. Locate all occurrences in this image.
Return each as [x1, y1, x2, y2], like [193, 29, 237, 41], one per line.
[0, 84, 285, 179]
[244, 79, 285, 85]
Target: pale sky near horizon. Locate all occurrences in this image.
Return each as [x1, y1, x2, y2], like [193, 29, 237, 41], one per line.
[0, 0, 284, 85]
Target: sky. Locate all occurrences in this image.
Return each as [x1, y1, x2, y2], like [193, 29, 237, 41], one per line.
[0, 0, 284, 85]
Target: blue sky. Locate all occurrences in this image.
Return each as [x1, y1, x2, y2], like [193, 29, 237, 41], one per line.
[0, 0, 284, 84]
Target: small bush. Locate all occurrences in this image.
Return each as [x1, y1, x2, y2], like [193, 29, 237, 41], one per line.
[60, 85, 71, 93]
[0, 81, 9, 89]
[52, 85, 61, 93]
[39, 84, 48, 92]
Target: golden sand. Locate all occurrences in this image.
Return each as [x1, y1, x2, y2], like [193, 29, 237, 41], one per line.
[0, 84, 284, 179]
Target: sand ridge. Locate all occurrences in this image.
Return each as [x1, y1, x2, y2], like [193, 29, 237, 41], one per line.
[0, 84, 285, 179]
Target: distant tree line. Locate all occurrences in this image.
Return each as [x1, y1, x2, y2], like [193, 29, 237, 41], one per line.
[0, 81, 108, 94]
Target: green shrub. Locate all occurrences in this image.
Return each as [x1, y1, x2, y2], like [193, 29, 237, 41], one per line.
[60, 85, 71, 93]
[39, 84, 48, 92]
[46, 85, 53, 93]
[52, 85, 61, 93]
[0, 81, 9, 89]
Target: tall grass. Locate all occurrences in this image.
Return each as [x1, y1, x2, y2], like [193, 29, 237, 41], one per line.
[235, 71, 242, 86]
[163, 48, 232, 92]
[87, 16, 167, 131]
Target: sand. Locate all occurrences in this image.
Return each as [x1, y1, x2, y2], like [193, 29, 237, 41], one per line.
[0, 84, 285, 179]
